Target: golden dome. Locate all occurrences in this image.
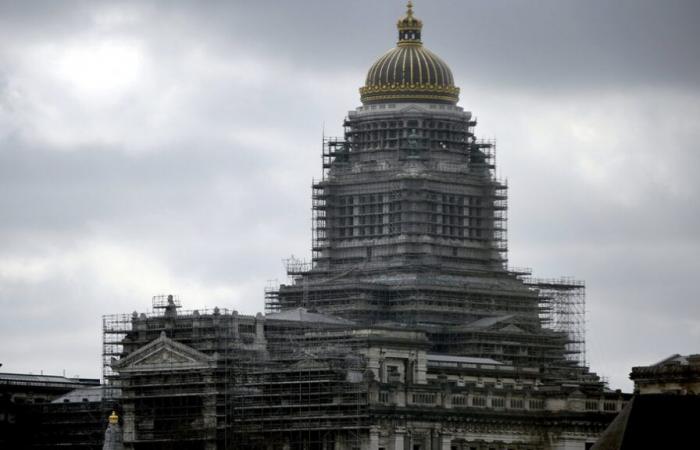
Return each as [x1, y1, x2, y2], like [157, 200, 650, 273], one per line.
[109, 410, 119, 425]
[359, 2, 460, 105]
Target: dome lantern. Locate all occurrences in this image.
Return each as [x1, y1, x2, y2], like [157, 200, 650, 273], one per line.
[397, 1, 422, 44]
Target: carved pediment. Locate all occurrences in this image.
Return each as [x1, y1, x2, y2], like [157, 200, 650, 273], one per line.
[499, 324, 527, 334]
[398, 104, 429, 114]
[133, 347, 197, 366]
[113, 331, 215, 373]
[289, 359, 329, 371]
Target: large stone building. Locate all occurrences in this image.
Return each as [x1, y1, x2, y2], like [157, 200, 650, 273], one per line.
[630, 353, 700, 395]
[103, 3, 628, 450]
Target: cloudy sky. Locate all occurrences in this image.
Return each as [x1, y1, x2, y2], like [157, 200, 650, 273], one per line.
[1, 0, 698, 390]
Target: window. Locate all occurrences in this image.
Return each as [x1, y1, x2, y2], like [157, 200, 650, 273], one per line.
[452, 395, 467, 406]
[529, 399, 545, 410]
[585, 400, 599, 411]
[412, 393, 436, 404]
[471, 396, 486, 407]
[510, 398, 524, 409]
[238, 324, 255, 334]
[491, 397, 505, 408]
[603, 401, 617, 411]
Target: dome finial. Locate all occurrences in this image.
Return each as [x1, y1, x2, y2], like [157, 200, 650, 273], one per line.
[397, 1, 422, 44]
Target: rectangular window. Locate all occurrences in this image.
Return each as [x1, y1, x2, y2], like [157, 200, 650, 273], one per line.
[603, 401, 617, 411]
[412, 393, 436, 404]
[471, 396, 486, 407]
[238, 324, 255, 334]
[585, 400, 599, 411]
[452, 395, 467, 406]
[529, 399, 545, 410]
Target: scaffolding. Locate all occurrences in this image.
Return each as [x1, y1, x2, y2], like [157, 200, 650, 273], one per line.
[102, 297, 240, 448]
[526, 277, 587, 367]
[307, 107, 510, 272]
[103, 296, 373, 449]
[234, 326, 368, 450]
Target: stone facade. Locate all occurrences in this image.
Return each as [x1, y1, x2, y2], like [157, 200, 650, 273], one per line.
[630, 353, 700, 395]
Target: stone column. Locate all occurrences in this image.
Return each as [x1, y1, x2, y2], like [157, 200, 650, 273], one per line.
[548, 437, 586, 450]
[255, 312, 267, 347]
[121, 404, 135, 443]
[439, 433, 452, 450]
[369, 427, 380, 450]
[231, 311, 240, 339]
[393, 427, 406, 450]
[335, 433, 346, 450]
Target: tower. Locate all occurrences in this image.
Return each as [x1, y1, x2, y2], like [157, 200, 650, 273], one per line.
[269, 2, 585, 376]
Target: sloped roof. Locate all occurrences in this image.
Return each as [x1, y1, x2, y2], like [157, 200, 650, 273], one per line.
[52, 386, 104, 403]
[267, 308, 354, 325]
[591, 394, 700, 450]
[0, 372, 99, 387]
[457, 315, 515, 330]
[651, 353, 686, 366]
[427, 354, 503, 365]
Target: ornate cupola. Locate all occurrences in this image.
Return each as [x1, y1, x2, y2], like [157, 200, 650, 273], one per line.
[397, 0, 422, 43]
[359, 1, 460, 105]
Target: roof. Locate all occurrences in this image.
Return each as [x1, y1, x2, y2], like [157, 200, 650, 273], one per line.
[266, 308, 354, 325]
[591, 394, 700, 450]
[457, 315, 515, 330]
[427, 354, 503, 365]
[648, 353, 700, 367]
[52, 386, 104, 403]
[630, 353, 700, 382]
[0, 372, 99, 388]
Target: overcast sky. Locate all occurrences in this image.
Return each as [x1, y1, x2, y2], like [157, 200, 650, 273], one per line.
[0, 0, 698, 391]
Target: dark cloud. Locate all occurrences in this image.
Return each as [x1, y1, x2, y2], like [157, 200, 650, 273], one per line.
[0, 0, 698, 390]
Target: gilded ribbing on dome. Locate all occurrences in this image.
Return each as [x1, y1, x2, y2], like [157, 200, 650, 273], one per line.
[359, 3, 459, 105]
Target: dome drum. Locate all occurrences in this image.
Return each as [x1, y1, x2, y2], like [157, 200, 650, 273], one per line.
[359, 83, 460, 105]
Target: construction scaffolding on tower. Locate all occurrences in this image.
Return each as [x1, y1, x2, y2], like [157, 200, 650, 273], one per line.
[234, 322, 368, 450]
[525, 277, 587, 368]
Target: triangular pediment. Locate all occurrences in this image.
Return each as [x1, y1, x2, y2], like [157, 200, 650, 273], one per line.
[288, 358, 329, 371]
[499, 324, 527, 334]
[133, 347, 197, 366]
[113, 331, 215, 373]
[398, 104, 429, 114]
